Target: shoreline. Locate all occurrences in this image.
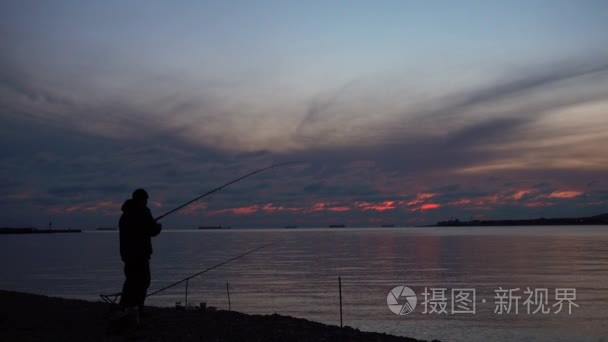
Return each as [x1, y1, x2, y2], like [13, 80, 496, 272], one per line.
[0, 228, 82, 234]
[0, 290, 434, 341]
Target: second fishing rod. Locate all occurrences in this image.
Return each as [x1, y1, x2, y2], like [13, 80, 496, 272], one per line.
[145, 162, 298, 298]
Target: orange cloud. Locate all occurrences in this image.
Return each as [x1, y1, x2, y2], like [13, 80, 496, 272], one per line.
[448, 198, 472, 206]
[446, 194, 498, 210]
[150, 200, 163, 208]
[524, 201, 554, 208]
[420, 203, 441, 210]
[233, 206, 259, 215]
[207, 201, 353, 216]
[261, 203, 301, 213]
[310, 202, 329, 212]
[69, 200, 118, 213]
[407, 193, 437, 206]
[409, 203, 441, 211]
[308, 202, 351, 213]
[511, 189, 536, 200]
[327, 206, 351, 212]
[546, 191, 583, 199]
[6, 192, 31, 200]
[179, 202, 208, 215]
[50, 200, 121, 216]
[208, 205, 259, 216]
[356, 201, 397, 212]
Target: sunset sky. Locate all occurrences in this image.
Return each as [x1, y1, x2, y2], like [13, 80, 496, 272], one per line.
[1, 0, 608, 228]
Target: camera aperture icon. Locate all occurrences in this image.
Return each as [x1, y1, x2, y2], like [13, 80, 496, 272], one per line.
[387, 286, 417, 315]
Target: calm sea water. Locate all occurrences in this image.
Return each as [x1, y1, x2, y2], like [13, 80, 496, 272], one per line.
[1, 227, 607, 341]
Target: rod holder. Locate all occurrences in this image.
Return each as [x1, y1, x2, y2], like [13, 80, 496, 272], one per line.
[185, 278, 189, 307]
[226, 282, 231, 311]
[339, 276, 343, 328]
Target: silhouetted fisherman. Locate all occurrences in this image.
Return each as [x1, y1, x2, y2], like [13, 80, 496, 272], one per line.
[118, 188, 161, 320]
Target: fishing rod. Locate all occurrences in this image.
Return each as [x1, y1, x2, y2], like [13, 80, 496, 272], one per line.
[100, 243, 273, 304]
[154, 162, 299, 221]
[146, 243, 273, 298]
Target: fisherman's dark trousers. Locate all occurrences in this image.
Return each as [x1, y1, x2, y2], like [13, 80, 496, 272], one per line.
[120, 258, 150, 309]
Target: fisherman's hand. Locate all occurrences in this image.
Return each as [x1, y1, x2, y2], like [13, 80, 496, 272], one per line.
[150, 222, 162, 236]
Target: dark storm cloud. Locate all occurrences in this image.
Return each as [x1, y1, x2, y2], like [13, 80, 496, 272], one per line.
[0, 57, 71, 109]
[0, 112, 251, 227]
[302, 182, 376, 197]
[295, 80, 360, 141]
[443, 117, 529, 147]
[444, 62, 608, 112]
[234, 150, 270, 159]
[431, 184, 461, 193]
[48, 184, 130, 197]
[1, 50, 608, 227]
[294, 59, 608, 152]
[288, 115, 529, 179]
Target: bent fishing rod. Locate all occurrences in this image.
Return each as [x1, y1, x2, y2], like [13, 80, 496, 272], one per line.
[154, 162, 300, 221]
[143, 163, 298, 297]
[146, 243, 273, 298]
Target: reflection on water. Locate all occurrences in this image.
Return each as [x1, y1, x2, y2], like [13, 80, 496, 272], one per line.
[1, 226, 607, 341]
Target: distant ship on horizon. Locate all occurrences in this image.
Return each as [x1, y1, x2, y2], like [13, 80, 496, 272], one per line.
[198, 226, 230, 229]
[0, 227, 81, 234]
[329, 224, 346, 228]
[95, 227, 117, 231]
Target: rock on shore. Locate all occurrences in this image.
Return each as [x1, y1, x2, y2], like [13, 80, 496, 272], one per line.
[0, 290, 435, 341]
